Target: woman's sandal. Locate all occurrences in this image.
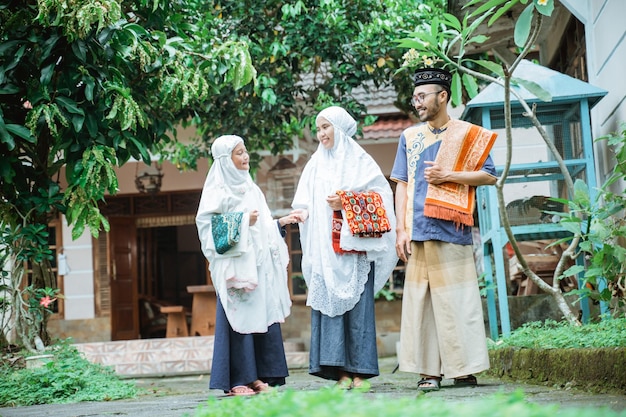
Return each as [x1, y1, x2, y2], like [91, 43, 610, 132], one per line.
[335, 376, 353, 390]
[453, 374, 478, 387]
[351, 377, 372, 393]
[417, 377, 441, 392]
[227, 385, 256, 396]
[250, 380, 273, 393]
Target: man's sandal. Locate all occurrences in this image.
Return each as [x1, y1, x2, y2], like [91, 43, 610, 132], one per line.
[453, 375, 478, 387]
[417, 377, 441, 392]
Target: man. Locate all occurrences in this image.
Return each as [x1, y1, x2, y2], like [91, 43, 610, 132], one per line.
[391, 67, 498, 392]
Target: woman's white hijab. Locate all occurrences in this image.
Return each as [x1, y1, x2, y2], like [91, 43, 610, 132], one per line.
[196, 135, 291, 333]
[292, 106, 398, 317]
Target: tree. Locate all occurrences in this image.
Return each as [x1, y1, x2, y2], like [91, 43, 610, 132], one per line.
[168, 0, 446, 168]
[396, 0, 626, 326]
[0, 0, 254, 351]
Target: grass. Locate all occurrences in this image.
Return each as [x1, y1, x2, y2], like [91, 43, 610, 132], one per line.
[192, 387, 624, 417]
[488, 317, 626, 350]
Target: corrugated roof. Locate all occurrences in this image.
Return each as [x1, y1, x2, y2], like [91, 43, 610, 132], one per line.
[462, 60, 607, 117]
[361, 115, 414, 141]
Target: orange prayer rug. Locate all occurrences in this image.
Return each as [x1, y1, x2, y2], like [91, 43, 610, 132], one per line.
[423, 120, 497, 227]
[336, 190, 392, 237]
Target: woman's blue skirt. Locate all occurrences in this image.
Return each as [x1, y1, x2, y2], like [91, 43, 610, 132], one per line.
[309, 264, 379, 380]
[209, 297, 289, 392]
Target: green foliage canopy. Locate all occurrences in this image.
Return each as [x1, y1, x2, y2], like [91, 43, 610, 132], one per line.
[0, 0, 255, 349]
[0, 0, 254, 240]
[182, 0, 445, 167]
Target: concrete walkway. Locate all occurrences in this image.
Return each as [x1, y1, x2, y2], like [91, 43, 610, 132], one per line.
[1, 357, 624, 417]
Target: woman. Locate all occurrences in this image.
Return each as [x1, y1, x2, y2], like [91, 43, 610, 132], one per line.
[196, 135, 299, 396]
[291, 106, 398, 390]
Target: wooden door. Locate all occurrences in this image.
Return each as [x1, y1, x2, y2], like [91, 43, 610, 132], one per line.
[109, 217, 139, 340]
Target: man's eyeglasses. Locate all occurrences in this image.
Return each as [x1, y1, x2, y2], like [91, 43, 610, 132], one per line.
[411, 90, 442, 106]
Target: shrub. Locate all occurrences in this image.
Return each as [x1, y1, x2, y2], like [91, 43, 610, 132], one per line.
[0, 340, 137, 406]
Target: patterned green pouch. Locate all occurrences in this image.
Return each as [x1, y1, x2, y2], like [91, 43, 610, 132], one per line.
[211, 212, 244, 254]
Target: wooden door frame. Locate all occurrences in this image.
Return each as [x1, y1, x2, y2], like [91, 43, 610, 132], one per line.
[108, 217, 139, 340]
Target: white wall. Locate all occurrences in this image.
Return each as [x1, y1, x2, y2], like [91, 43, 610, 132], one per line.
[561, 0, 626, 190]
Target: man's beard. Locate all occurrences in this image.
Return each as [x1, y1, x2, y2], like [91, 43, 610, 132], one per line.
[417, 101, 440, 122]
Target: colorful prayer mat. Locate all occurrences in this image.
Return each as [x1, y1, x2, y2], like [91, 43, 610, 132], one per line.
[336, 190, 392, 237]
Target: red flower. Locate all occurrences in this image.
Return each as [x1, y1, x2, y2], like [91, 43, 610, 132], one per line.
[39, 296, 57, 308]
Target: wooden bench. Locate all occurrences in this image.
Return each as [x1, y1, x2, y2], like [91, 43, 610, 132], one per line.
[160, 305, 190, 338]
[187, 285, 217, 336]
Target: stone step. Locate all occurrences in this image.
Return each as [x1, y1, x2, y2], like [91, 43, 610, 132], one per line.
[75, 336, 308, 377]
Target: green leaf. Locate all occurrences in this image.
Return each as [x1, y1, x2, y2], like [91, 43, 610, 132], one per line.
[534, 0, 554, 16]
[467, 34, 489, 44]
[71, 41, 87, 62]
[561, 264, 584, 278]
[85, 113, 98, 138]
[127, 136, 151, 162]
[5, 44, 25, 71]
[513, 76, 552, 101]
[441, 13, 462, 32]
[466, 6, 497, 36]
[467, 0, 509, 18]
[573, 179, 590, 207]
[584, 266, 605, 280]
[261, 88, 277, 105]
[124, 23, 150, 38]
[56, 96, 84, 115]
[461, 73, 479, 98]
[560, 220, 583, 235]
[84, 78, 95, 101]
[488, 0, 519, 26]
[6, 124, 35, 143]
[395, 38, 426, 50]
[451, 72, 462, 107]
[71, 114, 85, 132]
[470, 59, 504, 77]
[0, 40, 20, 55]
[40, 63, 55, 86]
[514, 4, 533, 47]
[71, 221, 85, 241]
[0, 122, 15, 150]
[0, 84, 20, 94]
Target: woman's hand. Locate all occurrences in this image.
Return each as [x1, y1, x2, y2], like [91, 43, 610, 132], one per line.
[326, 194, 342, 211]
[249, 210, 259, 226]
[290, 208, 308, 222]
[278, 213, 301, 227]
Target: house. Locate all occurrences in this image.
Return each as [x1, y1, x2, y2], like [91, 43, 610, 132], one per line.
[45, 0, 624, 355]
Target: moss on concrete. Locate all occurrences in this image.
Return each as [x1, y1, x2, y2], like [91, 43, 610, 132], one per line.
[488, 348, 626, 394]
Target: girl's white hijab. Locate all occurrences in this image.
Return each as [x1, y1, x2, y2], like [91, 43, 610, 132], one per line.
[209, 134, 250, 189]
[196, 134, 291, 333]
[316, 106, 357, 170]
[293, 106, 398, 317]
